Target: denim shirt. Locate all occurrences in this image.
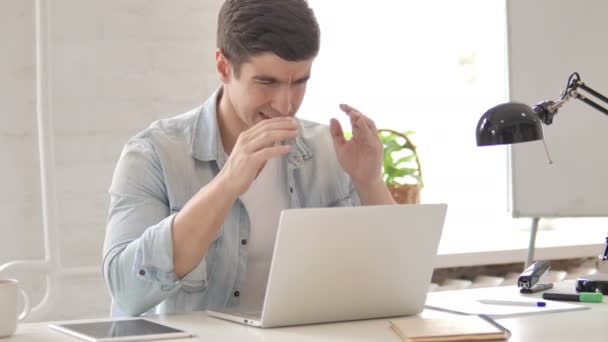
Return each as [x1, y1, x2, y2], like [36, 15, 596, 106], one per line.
[102, 88, 361, 316]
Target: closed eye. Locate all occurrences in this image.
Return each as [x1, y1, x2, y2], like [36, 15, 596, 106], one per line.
[252, 75, 310, 86]
[294, 76, 310, 85]
[253, 76, 278, 85]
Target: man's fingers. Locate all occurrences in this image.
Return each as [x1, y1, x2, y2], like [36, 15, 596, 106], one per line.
[339, 103, 358, 115]
[352, 114, 375, 141]
[246, 117, 299, 138]
[253, 144, 293, 163]
[365, 116, 377, 132]
[342, 108, 373, 140]
[246, 129, 298, 153]
[330, 118, 346, 147]
[339, 103, 377, 140]
[238, 117, 298, 151]
[340, 103, 376, 127]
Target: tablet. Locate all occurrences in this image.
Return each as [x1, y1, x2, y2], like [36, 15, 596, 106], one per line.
[48, 318, 194, 342]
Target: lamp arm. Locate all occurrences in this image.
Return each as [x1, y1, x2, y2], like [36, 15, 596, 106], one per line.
[534, 73, 608, 125]
[570, 82, 608, 116]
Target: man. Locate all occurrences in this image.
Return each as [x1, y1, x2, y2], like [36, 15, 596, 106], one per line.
[102, 0, 395, 317]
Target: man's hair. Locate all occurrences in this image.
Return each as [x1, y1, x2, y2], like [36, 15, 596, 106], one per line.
[217, 0, 320, 77]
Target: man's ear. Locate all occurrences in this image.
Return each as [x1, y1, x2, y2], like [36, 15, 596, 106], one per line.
[216, 49, 231, 83]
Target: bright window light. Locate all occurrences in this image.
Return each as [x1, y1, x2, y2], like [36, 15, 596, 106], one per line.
[300, 0, 529, 234]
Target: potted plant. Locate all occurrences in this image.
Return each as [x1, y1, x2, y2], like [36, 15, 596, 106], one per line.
[377, 129, 424, 204]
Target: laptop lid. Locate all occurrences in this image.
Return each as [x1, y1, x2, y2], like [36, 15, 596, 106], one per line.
[259, 203, 447, 327]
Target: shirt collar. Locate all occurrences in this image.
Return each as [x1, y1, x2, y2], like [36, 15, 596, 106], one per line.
[191, 87, 312, 166]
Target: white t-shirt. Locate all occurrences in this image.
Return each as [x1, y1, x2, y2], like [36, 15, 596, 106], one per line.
[238, 156, 289, 309]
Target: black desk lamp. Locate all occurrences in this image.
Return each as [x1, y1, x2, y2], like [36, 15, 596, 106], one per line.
[475, 72, 608, 293]
[476, 72, 608, 147]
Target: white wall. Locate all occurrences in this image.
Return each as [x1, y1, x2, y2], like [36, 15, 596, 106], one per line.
[0, 0, 222, 321]
[508, 0, 608, 217]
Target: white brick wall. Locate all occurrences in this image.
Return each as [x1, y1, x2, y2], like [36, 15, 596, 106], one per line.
[1, 0, 223, 321]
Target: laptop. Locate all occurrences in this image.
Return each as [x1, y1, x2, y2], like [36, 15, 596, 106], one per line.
[206, 203, 447, 328]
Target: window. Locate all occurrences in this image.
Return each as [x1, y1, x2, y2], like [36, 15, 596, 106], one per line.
[299, 0, 530, 236]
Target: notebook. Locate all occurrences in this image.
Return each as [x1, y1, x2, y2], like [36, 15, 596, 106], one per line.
[389, 315, 511, 342]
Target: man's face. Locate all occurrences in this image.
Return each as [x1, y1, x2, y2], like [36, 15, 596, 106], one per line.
[219, 52, 314, 129]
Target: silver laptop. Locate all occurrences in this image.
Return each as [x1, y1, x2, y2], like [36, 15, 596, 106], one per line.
[206, 203, 447, 328]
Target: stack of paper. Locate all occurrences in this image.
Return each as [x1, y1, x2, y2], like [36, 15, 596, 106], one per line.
[425, 286, 588, 318]
[389, 315, 510, 342]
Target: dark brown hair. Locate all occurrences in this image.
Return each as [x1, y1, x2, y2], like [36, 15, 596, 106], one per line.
[217, 0, 320, 77]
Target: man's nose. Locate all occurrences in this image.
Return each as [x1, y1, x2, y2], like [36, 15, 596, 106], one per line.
[273, 87, 293, 116]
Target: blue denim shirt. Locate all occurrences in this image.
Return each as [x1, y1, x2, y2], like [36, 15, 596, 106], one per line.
[102, 88, 361, 316]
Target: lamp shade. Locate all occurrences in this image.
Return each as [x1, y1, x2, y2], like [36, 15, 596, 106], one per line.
[476, 102, 544, 146]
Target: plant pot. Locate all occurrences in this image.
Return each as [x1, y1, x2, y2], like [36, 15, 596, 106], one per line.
[388, 184, 421, 204]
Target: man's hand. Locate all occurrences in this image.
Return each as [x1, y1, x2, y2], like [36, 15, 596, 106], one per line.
[173, 117, 296, 279]
[330, 104, 396, 205]
[330, 104, 383, 186]
[219, 117, 298, 198]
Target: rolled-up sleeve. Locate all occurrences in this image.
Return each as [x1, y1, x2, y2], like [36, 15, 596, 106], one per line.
[102, 137, 206, 316]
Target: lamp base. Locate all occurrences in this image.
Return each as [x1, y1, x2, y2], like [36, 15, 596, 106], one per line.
[576, 273, 608, 295]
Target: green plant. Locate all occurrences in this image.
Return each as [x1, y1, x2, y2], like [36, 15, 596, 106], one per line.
[377, 129, 424, 188]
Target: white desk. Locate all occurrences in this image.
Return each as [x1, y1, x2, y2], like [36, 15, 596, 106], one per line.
[6, 281, 608, 342]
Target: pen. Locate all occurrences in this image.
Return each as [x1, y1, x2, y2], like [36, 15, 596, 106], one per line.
[478, 299, 546, 307]
[542, 292, 603, 303]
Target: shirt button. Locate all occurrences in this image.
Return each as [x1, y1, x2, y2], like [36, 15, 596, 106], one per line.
[234, 291, 240, 297]
[241, 239, 248, 245]
[139, 269, 146, 276]
[290, 187, 293, 193]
